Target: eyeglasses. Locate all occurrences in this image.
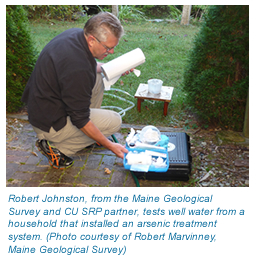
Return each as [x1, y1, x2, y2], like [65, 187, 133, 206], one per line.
[93, 35, 115, 52]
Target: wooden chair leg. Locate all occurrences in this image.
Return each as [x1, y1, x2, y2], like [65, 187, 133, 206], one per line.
[137, 99, 142, 112]
[163, 102, 169, 116]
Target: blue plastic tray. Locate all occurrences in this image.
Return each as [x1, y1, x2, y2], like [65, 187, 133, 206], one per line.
[123, 145, 169, 172]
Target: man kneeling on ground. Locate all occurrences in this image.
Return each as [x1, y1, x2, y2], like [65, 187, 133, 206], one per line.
[22, 12, 128, 169]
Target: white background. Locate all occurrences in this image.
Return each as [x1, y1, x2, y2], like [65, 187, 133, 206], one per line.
[2, 187, 255, 265]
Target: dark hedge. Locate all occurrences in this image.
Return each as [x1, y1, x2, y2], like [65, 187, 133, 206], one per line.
[183, 5, 249, 130]
[6, 5, 37, 113]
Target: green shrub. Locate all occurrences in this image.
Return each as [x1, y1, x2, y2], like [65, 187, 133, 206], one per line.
[6, 5, 37, 113]
[183, 5, 249, 130]
[137, 5, 181, 19]
[24, 5, 84, 21]
[191, 5, 209, 20]
[118, 5, 146, 22]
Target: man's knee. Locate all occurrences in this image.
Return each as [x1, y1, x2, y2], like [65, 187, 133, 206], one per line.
[108, 111, 122, 133]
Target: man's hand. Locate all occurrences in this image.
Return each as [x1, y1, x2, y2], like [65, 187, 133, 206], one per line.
[80, 120, 128, 159]
[97, 62, 104, 73]
[122, 68, 134, 76]
[108, 142, 128, 159]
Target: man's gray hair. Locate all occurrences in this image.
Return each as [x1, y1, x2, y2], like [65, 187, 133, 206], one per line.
[84, 12, 124, 42]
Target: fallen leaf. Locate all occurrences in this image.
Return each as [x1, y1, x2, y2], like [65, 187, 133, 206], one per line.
[104, 168, 111, 174]
[199, 170, 214, 182]
[31, 151, 38, 157]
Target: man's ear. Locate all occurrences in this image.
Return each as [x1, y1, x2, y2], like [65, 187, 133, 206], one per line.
[86, 35, 95, 48]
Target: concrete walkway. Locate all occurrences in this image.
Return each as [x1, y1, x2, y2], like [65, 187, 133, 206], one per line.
[6, 117, 186, 187]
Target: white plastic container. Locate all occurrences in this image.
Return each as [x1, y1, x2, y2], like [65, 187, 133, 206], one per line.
[140, 125, 161, 145]
[148, 79, 163, 94]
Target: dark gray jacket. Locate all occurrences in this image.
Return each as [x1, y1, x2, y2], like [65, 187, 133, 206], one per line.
[22, 28, 97, 132]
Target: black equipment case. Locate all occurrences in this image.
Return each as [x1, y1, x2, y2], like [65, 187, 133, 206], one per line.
[131, 132, 192, 181]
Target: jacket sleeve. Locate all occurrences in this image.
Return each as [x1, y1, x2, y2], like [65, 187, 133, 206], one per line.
[59, 59, 97, 129]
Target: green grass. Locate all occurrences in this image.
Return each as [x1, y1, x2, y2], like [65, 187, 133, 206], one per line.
[29, 18, 200, 127]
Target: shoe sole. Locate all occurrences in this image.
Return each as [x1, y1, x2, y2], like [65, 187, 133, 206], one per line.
[36, 141, 74, 170]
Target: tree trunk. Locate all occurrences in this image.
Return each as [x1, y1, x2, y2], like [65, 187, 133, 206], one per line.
[112, 5, 119, 17]
[181, 5, 192, 25]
